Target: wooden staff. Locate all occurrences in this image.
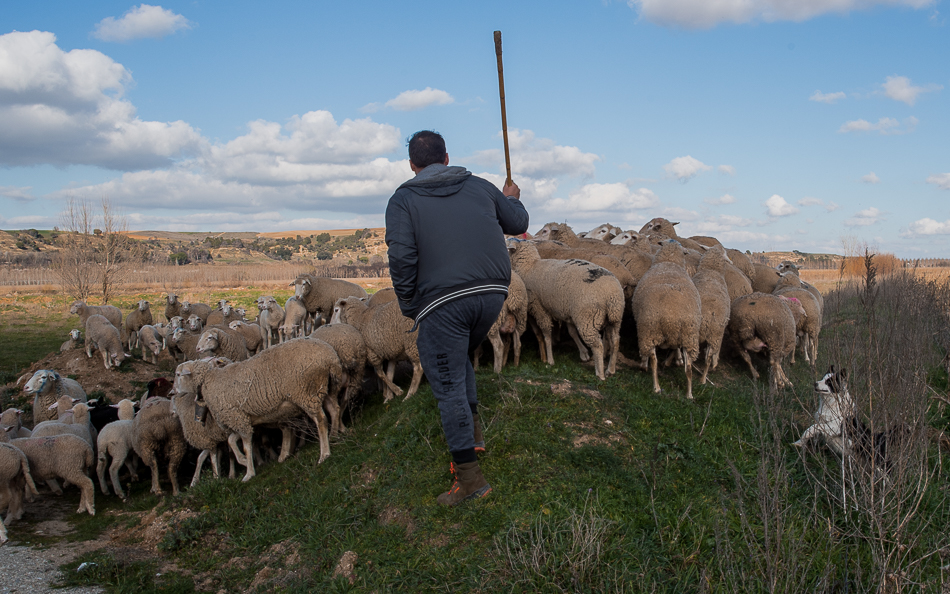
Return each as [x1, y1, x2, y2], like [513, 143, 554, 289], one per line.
[494, 30, 512, 187]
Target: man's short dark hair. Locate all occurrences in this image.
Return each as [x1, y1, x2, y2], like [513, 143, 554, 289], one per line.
[407, 130, 446, 169]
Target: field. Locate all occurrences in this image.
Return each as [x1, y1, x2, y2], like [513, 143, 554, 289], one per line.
[1, 270, 950, 593]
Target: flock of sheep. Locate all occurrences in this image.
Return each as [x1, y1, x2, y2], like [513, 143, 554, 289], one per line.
[0, 217, 823, 545]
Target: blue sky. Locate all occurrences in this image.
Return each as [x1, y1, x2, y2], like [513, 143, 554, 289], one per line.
[1, 0, 948, 257]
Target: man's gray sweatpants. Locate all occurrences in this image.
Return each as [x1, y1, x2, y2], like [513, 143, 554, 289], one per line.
[416, 293, 505, 457]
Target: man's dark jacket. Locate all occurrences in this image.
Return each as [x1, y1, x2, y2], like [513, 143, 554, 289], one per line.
[385, 163, 529, 324]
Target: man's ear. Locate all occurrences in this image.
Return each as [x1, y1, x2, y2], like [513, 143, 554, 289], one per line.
[443, 153, 450, 166]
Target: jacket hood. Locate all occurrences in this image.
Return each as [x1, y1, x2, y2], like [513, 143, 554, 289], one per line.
[398, 164, 472, 197]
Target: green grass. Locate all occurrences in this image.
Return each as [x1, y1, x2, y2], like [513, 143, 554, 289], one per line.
[5, 276, 950, 593]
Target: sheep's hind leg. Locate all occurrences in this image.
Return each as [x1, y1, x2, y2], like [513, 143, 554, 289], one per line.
[567, 323, 591, 362]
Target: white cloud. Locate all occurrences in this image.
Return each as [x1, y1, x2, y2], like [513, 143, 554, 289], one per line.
[660, 207, 701, 222]
[810, 90, 846, 104]
[469, 129, 600, 179]
[92, 4, 192, 42]
[838, 116, 917, 135]
[844, 206, 885, 227]
[798, 197, 822, 207]
[705, 194, 737, 205]
[926, 173, 950, 190]
[0, 31, 204, 169]
[718, 164, 736, 175]
[904, 218, 950, 236]
[861, 172, 881, 184]
[765, 194, 798, 217]
[385, 87, 455, 111]
[0, 186, 35, 202]
[663, 155, 711, 182]
[881, 75, 942, 106]
[628, 0, 934, 29]
[543, 183, 659, 213]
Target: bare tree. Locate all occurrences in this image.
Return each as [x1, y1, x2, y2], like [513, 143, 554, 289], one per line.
[51, 196, 142, 304]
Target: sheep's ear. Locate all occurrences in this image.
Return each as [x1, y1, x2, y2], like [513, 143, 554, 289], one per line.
[51, 370, 61, 380]
[212, 357, 229, 368]
[110, 404, 119, 409]
[289, 281, 295, 286]
[48, 402, 58, 410]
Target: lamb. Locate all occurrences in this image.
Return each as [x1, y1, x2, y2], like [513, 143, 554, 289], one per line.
[124, 300, 153, 350]
[138, 324, 166, 364]
[132, 397, 187, 496]
[751, 263, 782, 294]
[309, 323, 367, 430]
[631, 240, 702, 398]
[0, 431, 96, 515]
[229, 321, 264, 354]
[0, 441, 39, 544]
[474, 271, 528, 373]
[586, 223, 623, 242]
[330, 296, 425, 402]
[46, 394, 80, 423]
[168, 388, 235, 487]
[31, 402, 97, 451]
[60, 329, 83, 352]
[173, 337, 343, 481]
[85, 314, 129, 370]
[509, 241, 624, 381]
[727, 292, 797, 390]
[196, 327, 250, 362]
[164, 292, 181, 322]
[0, 409, 31, 438]
[773, 272, 822, 364]
[95, 399, 139, 499]
[69, 300, 122, 330]
[691, 245, 732, 384]
[257, 296, 285, 349]
[291, 273, 369, 324]
[280, 296, 310, 342]
[180, 301, 213, 325]
[21, 369, 87, 425]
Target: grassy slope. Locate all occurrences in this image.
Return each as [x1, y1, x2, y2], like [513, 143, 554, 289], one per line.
[3, 280, 949, 593]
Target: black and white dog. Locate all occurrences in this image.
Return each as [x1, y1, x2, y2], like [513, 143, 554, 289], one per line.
[793, 365, 901, 470]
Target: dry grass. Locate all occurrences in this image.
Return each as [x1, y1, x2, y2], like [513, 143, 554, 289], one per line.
[802, 267, 950, 296]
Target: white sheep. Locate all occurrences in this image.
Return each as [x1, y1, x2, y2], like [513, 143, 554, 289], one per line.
[69, 300, 122, 330]
[196, 327, 250, 362]
[173, 337, 343, 481]
[257, 296, 285, 349]
[169, 383, 239, 486]
[280, 296, 310, 342]
[474, 271, 529, 373]
[168, 327, 201, 362]
[773, 273, 822, 365]
[631, 240, 702, 398]
[138, 324, 166, 365]
[291, 274, 368, 327]
[0, 430, 96, 515]
[751, 263, 782, 294]
[0, 409, 30, 438]
[95, 399, 139, 499]
[330, 296, 424, 402]
[309, 323, 368, 433]
[509, 241, 624, 381]
[207, 303, 244, 327]
[164, 292, 181, 322]
[21, 369, 87, 425]
[31, 402, 97, 451]
[185, 314, 204, 333]
[0, 441, 40, 544]
[776, 261, 824, 311]
[727, 292, 797, 390]
[228, 321, 264, 354]
[124, 300, 153, 350]
[85, 314, 129, 370]
[691, 245, 732, 385]
[180, 301, 213, 325]
[60, 329, 83, 352]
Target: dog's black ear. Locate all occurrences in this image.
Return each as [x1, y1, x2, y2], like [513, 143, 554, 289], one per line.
[840, 368, 848, 382]
[828, 364, 836, 374]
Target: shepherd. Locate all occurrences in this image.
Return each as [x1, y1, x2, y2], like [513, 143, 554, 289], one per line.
[385, 130, 528, 505]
